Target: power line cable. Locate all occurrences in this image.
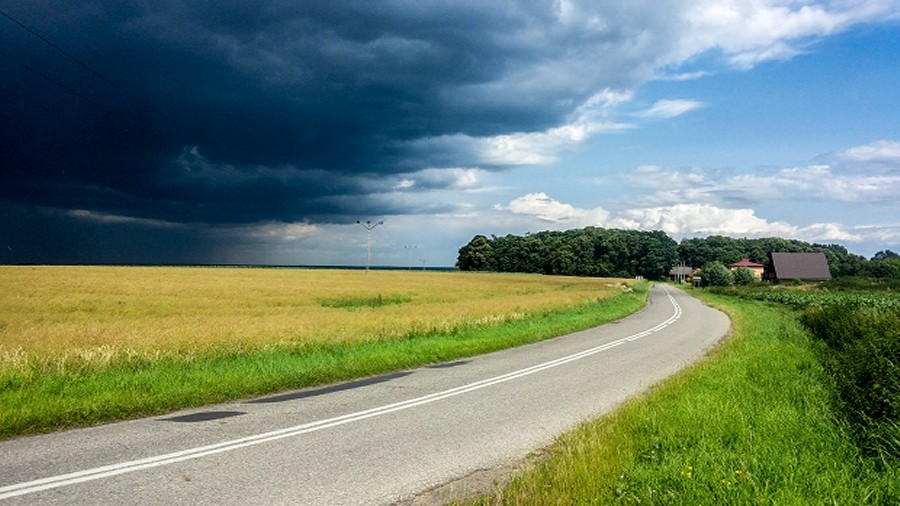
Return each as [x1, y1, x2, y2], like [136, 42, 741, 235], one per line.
[0, 50, 131, 124]
[0, 7, 208, 146]
[0, 7, 130, 97]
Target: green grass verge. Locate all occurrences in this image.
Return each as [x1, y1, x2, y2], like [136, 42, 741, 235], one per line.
[0, 283, 648, 439]
[466, 290, 900, 505]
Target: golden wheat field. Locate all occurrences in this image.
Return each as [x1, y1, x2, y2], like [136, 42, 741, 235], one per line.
[1, 266, 630, 365]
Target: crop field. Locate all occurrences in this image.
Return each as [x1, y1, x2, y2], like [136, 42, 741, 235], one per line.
[727, 286, 900, 310]
[1, 266, 630, 366]
[1, 266, 643, 437]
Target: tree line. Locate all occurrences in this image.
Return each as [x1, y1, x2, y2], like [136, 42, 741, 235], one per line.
[456, 228, 677, 279]
[456, 228, 900, 280]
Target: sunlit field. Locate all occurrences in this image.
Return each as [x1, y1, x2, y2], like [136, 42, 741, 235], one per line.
[1, 265, 632, 376]
[1, 266, 645, 437]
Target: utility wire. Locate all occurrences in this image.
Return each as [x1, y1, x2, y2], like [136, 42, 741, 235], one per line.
[0, 8, 128, 95]
[0, 7, 206, 145]
[0, 50, 131, 124]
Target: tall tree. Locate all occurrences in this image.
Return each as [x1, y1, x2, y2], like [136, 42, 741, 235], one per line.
[456, 235, 494, 271]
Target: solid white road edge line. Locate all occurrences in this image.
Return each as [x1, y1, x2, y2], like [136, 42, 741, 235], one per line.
[0, 287, 682, 500]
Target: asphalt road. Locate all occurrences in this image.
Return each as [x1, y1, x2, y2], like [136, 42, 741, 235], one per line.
[0, 284, 729, 505]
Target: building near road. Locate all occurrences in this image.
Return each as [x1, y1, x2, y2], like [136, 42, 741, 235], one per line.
[763, 252, 832, 283]
[668, 264, 694, 283]
[728, 258, 765, 279]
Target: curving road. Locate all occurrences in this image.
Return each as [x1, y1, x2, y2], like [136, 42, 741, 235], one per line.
[0, 284, 729, 505]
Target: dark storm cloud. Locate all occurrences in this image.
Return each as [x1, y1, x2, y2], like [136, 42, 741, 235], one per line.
[5, 1, 895, 264]
[3, 0, 612, 227]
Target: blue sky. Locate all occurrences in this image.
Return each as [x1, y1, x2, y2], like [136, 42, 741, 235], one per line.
[2, 1, 899, 266]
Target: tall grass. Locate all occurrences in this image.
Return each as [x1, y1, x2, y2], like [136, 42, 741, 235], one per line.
[801, 303, 900, 464]
[0, 267, 647, 438]
[718, 282, 899, 463]
[1, 266, 628, 359]
[467, 291, 899, 504]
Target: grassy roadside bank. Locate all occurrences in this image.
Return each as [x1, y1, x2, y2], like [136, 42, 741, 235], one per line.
[0, 280, 648, 439]
[466, 290, 899, 504]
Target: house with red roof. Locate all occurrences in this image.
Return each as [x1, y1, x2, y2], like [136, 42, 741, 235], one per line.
[728, 258, 764, 279]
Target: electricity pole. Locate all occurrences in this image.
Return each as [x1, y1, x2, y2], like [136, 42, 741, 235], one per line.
[357, 220, 383, 272]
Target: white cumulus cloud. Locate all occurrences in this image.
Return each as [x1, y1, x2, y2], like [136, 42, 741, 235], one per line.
[678, 0, 899, 69]
[499, 192, 610, 225]
[495, 195, 863, 244]
[614, 204, 797, 236]
[837, 139, 900, 163]
[478, 120, 631, 166]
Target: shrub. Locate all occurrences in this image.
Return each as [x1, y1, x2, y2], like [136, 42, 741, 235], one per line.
[801, 303, 900, 462]
[732, 266, 756, 285]
[700, 261, 733, 286]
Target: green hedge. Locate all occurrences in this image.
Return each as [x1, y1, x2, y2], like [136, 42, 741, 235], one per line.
[800, 303, 900, 463]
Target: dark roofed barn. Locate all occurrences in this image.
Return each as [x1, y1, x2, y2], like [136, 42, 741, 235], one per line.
[764, 252, 832, 282]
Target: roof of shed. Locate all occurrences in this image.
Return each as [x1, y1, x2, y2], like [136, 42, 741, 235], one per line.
[769, 252, 832, 281]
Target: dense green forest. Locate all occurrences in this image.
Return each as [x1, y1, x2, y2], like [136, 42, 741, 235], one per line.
[456, 228, 900, 280]
[457, 228, 677, 279]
